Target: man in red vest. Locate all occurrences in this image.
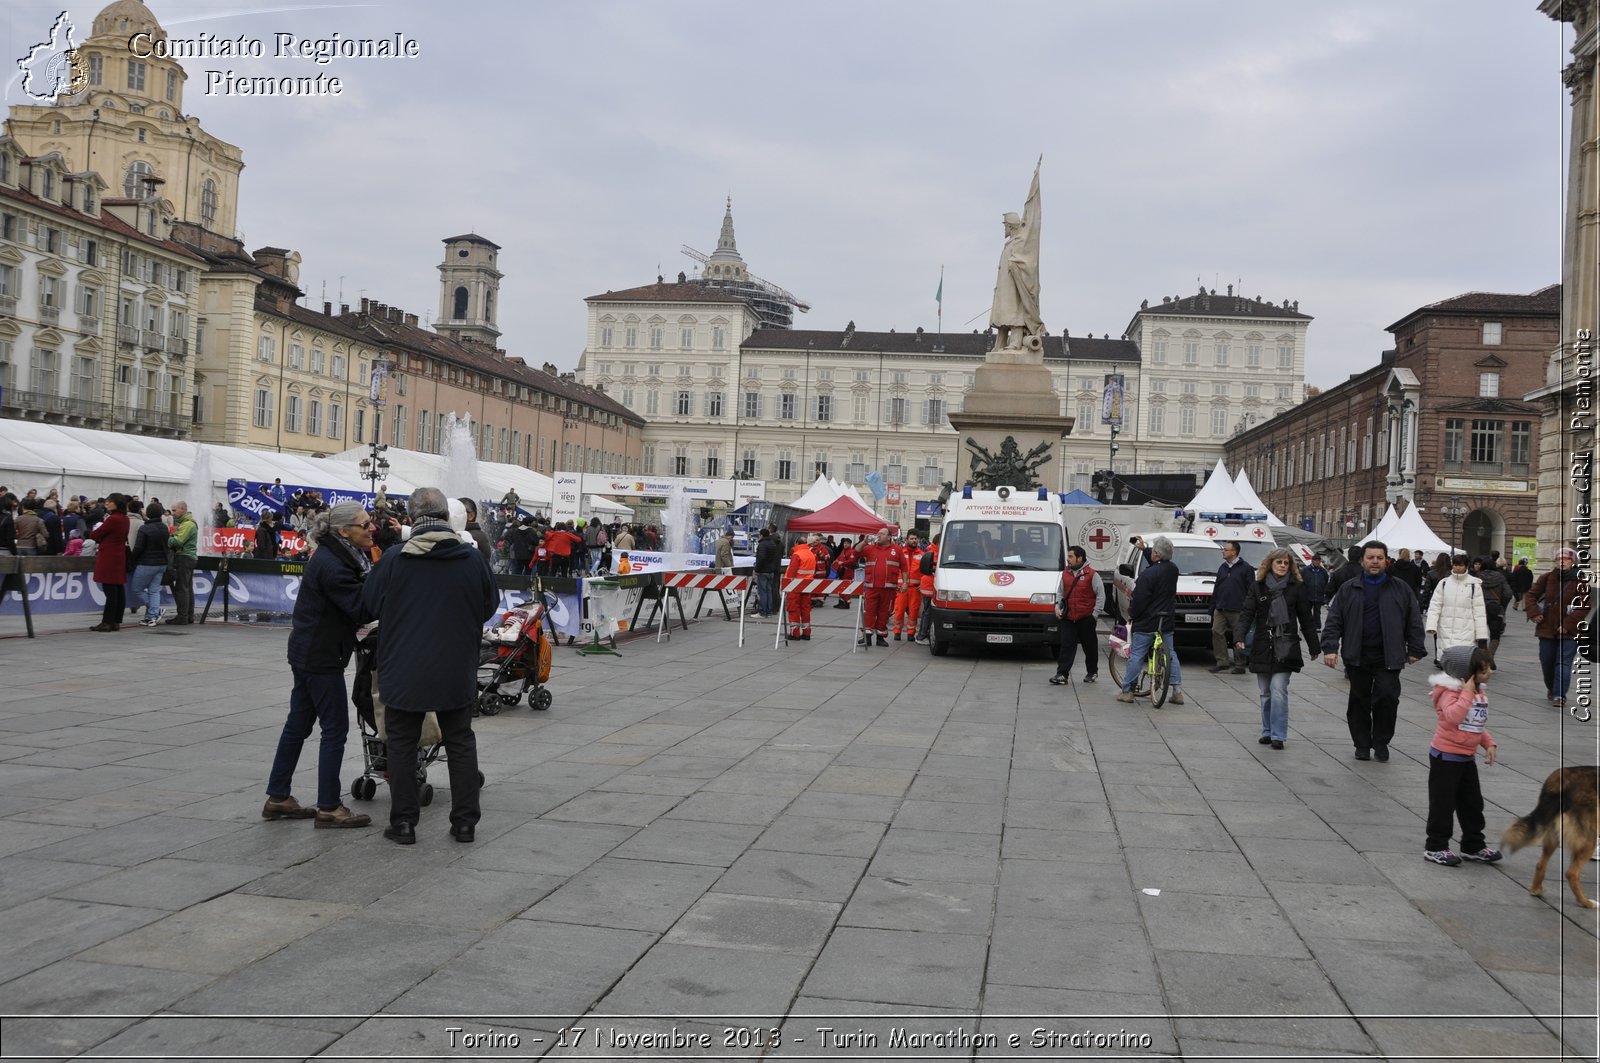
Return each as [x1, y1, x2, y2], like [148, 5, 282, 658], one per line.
[857, 526, 904, 648]
[785, 534, 820, 641]
[1050, 544, 1106, 685]
[891, 533, 925, 640]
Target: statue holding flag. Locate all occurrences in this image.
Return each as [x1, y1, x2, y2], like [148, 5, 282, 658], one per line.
[988, 157, 1044, 355]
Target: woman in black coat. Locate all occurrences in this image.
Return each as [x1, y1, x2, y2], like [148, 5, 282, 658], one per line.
[1236, 548, 1321, 750]
[263, 503, 376, 828]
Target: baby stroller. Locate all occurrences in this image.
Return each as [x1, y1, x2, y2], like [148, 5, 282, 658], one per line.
[477, 602, 554, 715]
[350, 630, 482, 804]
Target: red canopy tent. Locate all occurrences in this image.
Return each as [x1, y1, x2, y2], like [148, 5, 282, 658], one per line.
[785, 494, 895, 535]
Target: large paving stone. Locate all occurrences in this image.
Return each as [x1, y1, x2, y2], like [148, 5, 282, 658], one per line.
[802, 926, 986, 1010]
[358, 866, 564, 931]
[81, 893, 355, 975]
[520, 857, 721, 931]
[0, 896, 168, 983]
[985, 918, 1160, 995]
[0, 958, 214, 1057]
[609, 817, 766, 866]
[1266, 880, 1443, 943]
[84, 1016, 340, 1059]
[54, 857, 269, 910]
[839, 874, 995, 935]
[1137, 891, 1310, 958]
[1154, 951, 1374, 1052]
[455, 819, 633, 876]
[663, 893, 839, 955]
[868, 827, 999, 884]
[598, 942, 815, 1014]
[713, 850, 868, 904]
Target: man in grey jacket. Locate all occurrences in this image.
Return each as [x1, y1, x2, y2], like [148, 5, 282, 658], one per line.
[1320, 541, 1427, 763]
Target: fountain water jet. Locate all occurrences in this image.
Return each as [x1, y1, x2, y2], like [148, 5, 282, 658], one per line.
[440, 413, 482, 507]
[185, 444, 214, 555]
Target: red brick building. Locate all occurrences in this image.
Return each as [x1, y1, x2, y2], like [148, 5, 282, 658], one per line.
[1224, 286, 1559, 557]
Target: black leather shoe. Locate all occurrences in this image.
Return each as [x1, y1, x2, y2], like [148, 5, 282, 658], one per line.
[1354, 748, 1371, 761]
[1373, 745, 1389, 762]
[384, 823, 416, 845]
[450, 824, 475, 843]
[1208, 664, 1228, 673]
[1258, 735, 1272, 744]
[1270, 740, 1285, 750]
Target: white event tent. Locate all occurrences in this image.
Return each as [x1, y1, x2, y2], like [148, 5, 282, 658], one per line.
[1360, 503, 1451, 556]
[787, 474, 879, 513]
[328, 446, 632, 518]
[1184, 460, 1252, 514]
[1362, 504, 1402, 543]
[1231, 469, 1285, 526]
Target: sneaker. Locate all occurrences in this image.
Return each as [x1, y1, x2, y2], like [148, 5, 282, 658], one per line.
[261, 795, 317, 820]
[140, 616, 160, 628]
[913, 636, 929, 645]
[1229, 666, 1247, 674]
[1168, 690, 1185, 705]
[1116, 691, 1136, 703]
[314, 804, 372, 829]
[1270, 740, 1285, 750]
[1460, 847, 1502, 863]
[1423, 849, 1463, 866]
[1082, 675, 1096, 683]
[1048, 674, 1070, 686]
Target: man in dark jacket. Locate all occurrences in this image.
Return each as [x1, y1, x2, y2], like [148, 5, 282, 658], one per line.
[1117, 534, 1184, 705]
[1209, 541, 1255, 673]
[363, 487, 498, 845]
[1320, 540, 1427, 762]
[508, 516, 536, 574]
[754, 528, 781, 618]
[264, 502, 376, 828]
[1303, 553, 1330, 630]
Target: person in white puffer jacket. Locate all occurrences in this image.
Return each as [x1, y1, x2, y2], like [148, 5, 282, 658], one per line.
[1424, 554, 1488, 666]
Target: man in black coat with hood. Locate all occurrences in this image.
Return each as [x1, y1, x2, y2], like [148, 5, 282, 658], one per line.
[364, 487, 498, 845]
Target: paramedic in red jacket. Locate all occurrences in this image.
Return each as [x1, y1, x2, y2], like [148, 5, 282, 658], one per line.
[891, 533, 926, 640]
[857, 526, 904, 648]
[832, 536, 860, 608]
[1050, 545, 1105, 685]
[785, 534, 820, 640]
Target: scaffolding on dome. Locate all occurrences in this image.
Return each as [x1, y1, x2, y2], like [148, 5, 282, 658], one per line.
[679, 244, 810, 331]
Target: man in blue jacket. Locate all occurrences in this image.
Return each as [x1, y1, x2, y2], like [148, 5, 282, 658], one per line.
[1117, 534, 1184, 705]
[1320, 540, 1427, 762]
[1209, 541, 1255, 673]
[363, 487, 499, 844]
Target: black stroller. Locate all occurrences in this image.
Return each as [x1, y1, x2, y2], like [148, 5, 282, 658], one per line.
[350, 631, 482, 804]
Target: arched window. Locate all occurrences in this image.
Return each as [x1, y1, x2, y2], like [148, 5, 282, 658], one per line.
[200, 178, 217, 228]
[123, 160, 153, 200]
[484, 288, 493, 322]
[452, 286, 469, 320]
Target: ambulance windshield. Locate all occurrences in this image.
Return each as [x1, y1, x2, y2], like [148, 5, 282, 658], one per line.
[938, 520, 1064, 570]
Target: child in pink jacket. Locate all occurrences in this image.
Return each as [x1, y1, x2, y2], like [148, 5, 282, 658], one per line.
[1424, 644, 1499, 867]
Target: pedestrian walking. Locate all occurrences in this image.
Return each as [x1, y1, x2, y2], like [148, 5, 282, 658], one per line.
[363, 488, 498, 845]
[1209, 541, 1255, 673]
[1235, 548, 1320, 749]
[1422, 644, 1500, 867]
[1320, 541, 1427, 762]
[1523, 547, 1591, 708]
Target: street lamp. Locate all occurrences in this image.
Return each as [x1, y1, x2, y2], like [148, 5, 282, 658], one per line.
[1440, 494, 1468, 553]
[357, 441, 389, 494]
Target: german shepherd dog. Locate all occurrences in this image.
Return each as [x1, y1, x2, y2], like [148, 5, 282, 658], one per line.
[1501, 766, 1599, 909]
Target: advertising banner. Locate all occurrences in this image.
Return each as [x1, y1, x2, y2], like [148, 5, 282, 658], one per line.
[207, 527, 306, 555]
[552, 473, 582, 528]
[607, 551, 753, 575]
[227, 479, 379, 522]
[1101, 373, 1125, 428]
[572, 474, 767, 505]
[1, 567, 299, 616]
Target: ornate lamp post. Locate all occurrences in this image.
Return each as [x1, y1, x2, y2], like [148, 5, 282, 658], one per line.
[357, 442, 389, 494]
[1441, 494, 1468, 553]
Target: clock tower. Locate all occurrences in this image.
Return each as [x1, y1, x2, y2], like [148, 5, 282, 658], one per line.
[437, 233, 503, 347]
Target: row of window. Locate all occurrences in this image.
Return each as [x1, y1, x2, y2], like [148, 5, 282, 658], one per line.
[0, 341, 182, 408]
[1246, 416, 1533, 491]
[597, 323, 728, 352]
[623, 387, 950, 426]
[82, 54, 179, 103]
[1150, 339, 1295, 368]
[598, 363, 960, 389]
[252, 388, 350, 440]
[0, 159, 100, 216]
[639, 444, 947, 485]
[1148, 380, 1293, 400]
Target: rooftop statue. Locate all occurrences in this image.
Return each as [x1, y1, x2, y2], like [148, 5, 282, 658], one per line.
[989, 157, 1044, 355]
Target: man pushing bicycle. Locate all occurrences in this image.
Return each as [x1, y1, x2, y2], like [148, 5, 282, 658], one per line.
[1117, 534, 1184, 705]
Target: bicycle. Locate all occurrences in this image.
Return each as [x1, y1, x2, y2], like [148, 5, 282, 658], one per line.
[1108, 625, 1173, 708]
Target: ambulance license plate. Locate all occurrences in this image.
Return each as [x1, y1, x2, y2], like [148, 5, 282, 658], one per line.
[986, 633, 1013, 644]
[1185, 613, 1210, 624]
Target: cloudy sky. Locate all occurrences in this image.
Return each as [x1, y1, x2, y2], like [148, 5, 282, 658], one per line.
[4, 1, 1572, 388]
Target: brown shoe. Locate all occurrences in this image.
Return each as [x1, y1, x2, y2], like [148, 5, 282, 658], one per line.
[1169, 690, 1185, 705]
[314, 804, 371, 829]
[1116, 691, 1136, 703]
[262, 795, 317, 820]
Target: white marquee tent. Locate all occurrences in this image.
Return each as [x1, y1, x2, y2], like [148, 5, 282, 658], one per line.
[1360, 503, 1451, 556]
[331, 446, 634, 519]
[1232, 469, 1285, 526]
[1184, 460, 1251, 514]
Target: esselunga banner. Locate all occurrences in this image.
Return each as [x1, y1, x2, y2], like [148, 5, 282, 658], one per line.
[607, 551, 754, 574]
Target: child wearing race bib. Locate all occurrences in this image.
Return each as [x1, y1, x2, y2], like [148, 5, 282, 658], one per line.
[1423, 644, 1500, 867]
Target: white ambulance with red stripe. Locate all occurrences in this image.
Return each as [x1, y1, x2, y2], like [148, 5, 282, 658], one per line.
[928, 485, 1065, 657]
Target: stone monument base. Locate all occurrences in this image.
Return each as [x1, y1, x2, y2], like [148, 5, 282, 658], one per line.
[947, 357, 1074, 490]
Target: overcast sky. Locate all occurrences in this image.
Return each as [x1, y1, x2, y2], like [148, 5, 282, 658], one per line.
[4, 1, 1573, 388]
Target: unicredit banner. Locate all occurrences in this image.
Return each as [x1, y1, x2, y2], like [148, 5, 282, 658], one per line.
[208, 527, 306, 555]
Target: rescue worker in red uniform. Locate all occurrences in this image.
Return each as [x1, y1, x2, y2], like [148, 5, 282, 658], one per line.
[891, 533, 925, 639]
[857, 526, 905, 647]
[832, 536, 860, 608]
[913, 534, 939, 644]
[785, 533, 820, 641]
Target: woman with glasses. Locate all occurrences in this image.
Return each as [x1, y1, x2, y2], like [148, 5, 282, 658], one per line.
[1236, 548, 1322, 750]
[262, 503, 378, 829]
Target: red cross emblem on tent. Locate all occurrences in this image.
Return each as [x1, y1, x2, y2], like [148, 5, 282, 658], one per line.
[1088, 528, 1113, 550]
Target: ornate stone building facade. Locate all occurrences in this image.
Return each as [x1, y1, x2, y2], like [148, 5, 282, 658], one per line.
[0, 137, 200, 436]
[1225, 287, 1558, 556]
[1532, 0, 1598, 567]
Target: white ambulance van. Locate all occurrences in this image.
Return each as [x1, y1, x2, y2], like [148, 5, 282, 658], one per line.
[928, 485, 1065, 657]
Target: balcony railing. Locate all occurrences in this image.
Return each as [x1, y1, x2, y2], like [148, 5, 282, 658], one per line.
[120, 406, 189, 432]
[142, 330, 166, 351]
[37, 305, 60, 326]
[167, 336, 188, 357]
[78, 315, 101, 333]
[118, 324, 140, 345]
[0, 294, 15, 316]
[1, 388, 108, 422]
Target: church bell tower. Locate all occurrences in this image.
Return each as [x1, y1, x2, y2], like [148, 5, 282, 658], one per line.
[437, 233, 503, 346]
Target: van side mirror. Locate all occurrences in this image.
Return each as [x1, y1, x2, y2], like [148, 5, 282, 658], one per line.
[1118, 563, 1134, 577]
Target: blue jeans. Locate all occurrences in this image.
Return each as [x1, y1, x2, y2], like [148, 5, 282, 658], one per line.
[267, 668, 351, 811]
[127, 563, 166, 617]
[1256, 670, 1291, 741]
[756, 572, 777, 617]
[1123, 629, 1181, 692]
[1540, 637, 1579, 700]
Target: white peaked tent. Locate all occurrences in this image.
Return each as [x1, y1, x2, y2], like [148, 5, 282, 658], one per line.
[1361, 503, 1451, 555]
[327, 446, 641, 516]
[1362, 504, 1402, 543]
[1231, 469, 1284, 526]
[1184, 460, 1250, 513]
[789, 474, 840, 511]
